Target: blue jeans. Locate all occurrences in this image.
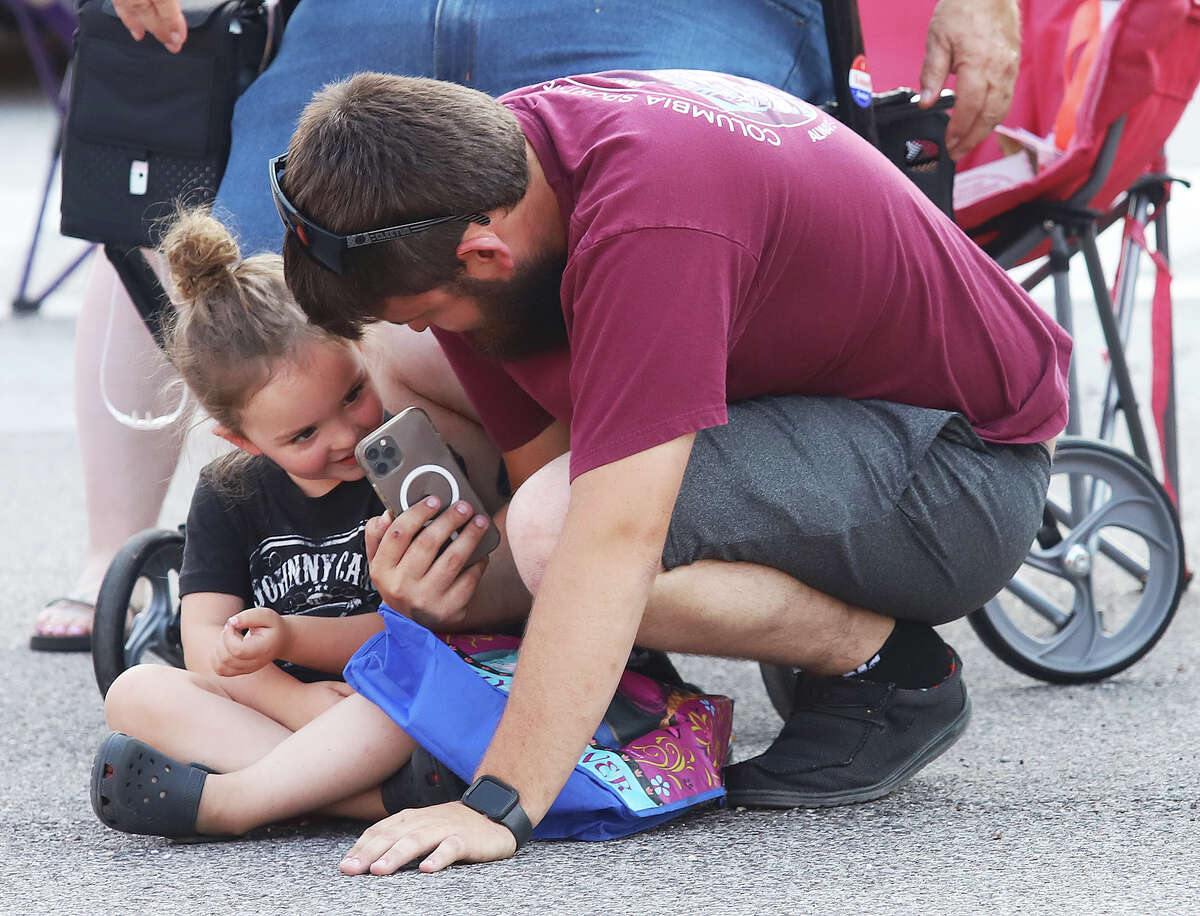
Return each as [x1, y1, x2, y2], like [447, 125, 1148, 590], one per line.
[215, 0, 832, 254]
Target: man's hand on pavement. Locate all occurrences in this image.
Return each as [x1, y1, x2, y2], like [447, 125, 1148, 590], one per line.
[919, 0, 1021, 160]
[339, 801, 518, 875]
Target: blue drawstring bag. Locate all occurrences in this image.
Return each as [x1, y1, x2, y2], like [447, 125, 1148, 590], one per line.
[343, 606, 733, 841]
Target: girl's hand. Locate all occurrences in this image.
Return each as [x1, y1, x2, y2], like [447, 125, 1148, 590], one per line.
[212, 607, 289, 676]
[364, 499, 491, 630]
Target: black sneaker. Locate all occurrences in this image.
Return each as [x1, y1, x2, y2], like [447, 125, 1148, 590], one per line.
[724, 649, 971, 808]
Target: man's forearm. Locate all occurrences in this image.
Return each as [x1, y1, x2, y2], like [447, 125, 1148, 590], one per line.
[472, 435, 693, 822]
[475, 518, 659, 821]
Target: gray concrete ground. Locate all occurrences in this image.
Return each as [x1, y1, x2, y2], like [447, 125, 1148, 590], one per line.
[2, 32, 1199, 916]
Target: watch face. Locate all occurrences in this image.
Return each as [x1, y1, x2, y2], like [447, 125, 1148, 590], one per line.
[467, 777, 516, 816]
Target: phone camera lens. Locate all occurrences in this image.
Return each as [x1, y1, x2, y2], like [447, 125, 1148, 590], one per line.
[382, 445, 396, 459]
[374, 462, 388, 476]
[365, 446, 379, 461]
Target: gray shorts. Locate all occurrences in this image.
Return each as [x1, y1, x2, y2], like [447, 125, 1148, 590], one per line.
[661, 397, 1052, 625]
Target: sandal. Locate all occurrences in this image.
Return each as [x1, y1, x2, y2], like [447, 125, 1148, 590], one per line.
[30, 594, 95, 652]
[90, 732, 214, 839]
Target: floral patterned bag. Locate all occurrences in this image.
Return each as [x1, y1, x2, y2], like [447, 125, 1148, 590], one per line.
[344, 606, 733, 841]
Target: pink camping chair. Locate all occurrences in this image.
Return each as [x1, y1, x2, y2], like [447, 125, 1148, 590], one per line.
[856, 0, 1199, 683]
[869, 0, 1198, 501]
[961, 0, 1198, 502]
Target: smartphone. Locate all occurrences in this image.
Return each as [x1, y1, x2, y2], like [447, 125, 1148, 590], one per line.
[355, 407, 500, 568]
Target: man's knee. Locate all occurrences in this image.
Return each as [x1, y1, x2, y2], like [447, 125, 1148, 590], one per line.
[505, 453, 571, 595]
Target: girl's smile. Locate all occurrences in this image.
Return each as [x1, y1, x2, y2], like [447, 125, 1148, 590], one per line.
[229, 340, 384, 497]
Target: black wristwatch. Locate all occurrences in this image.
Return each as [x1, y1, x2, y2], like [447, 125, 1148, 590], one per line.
[460, 775, 533, 850]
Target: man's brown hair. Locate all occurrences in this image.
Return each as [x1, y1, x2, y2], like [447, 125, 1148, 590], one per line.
[281, 72, 530, 338]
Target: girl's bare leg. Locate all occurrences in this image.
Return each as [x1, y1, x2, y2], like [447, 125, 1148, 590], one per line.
[106, 664, 293, 771]
[195, 692, 414, 835]
[105, 666, 403, 824]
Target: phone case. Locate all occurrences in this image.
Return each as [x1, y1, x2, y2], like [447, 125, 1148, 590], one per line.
[355, 407, 500, 568]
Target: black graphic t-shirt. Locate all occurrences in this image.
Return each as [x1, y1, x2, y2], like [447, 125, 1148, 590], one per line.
[179, 457, 384, 681]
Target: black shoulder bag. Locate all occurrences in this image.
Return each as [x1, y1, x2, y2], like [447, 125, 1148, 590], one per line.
[58, 0, 281, 342]
[60, 0, 278, 247]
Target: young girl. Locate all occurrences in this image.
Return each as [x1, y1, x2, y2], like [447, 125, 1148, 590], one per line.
[101, 209, 511, 814]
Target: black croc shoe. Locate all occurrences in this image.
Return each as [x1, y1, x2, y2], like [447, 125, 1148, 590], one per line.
[91, 732, 214, 839]
[380, 746, 468, 814]
[725, 650, 971, 808]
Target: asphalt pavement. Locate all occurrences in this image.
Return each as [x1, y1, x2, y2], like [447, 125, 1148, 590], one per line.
[1, 35, 1199, 916]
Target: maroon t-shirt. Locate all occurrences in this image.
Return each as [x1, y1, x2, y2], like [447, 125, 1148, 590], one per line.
[434, 71, 1071, 480]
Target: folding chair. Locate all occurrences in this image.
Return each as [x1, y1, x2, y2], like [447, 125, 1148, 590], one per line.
[2, 0, 95, 314]
[947, 0, 1199, 682]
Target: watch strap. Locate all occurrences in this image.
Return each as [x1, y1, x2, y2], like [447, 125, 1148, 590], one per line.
[462, 775, 533, 849]
[496, 798, 533, 850]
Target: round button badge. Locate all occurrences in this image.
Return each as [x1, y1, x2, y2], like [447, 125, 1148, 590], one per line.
[849, 54, 873, 109]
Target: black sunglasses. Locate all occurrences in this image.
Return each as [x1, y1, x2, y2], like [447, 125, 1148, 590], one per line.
[268, 153, 491, 275]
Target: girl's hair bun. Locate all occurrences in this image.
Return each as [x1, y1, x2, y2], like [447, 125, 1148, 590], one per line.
[160, 206, 324, 456]
[161, 209, 242, 303]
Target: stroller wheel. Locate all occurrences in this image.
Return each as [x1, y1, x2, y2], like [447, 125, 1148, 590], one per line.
[93, 527, 186, 698]
[968, 438, 1186, 684]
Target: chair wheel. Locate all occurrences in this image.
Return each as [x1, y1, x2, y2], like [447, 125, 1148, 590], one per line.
[93, 527, 186, 698]
[968, 438, 1186, 683]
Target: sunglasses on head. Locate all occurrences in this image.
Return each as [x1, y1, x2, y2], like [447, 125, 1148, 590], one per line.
[268, 153, 491, 275]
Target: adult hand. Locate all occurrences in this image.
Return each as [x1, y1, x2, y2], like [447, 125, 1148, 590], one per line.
[919, 0, 1021, 160]
[111, 0, 188, 53]
[211, 606, 288, 676]
[339, 802, 518, 875]
[364, 500, 491, 630]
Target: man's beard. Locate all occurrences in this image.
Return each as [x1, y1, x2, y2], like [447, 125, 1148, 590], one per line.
[450, 248, 568, 362]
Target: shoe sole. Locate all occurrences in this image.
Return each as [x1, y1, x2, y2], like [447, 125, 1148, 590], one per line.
[31, 596, 95, 652]
[726, 694, 972, 809]
[29, 633, 92, 652]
